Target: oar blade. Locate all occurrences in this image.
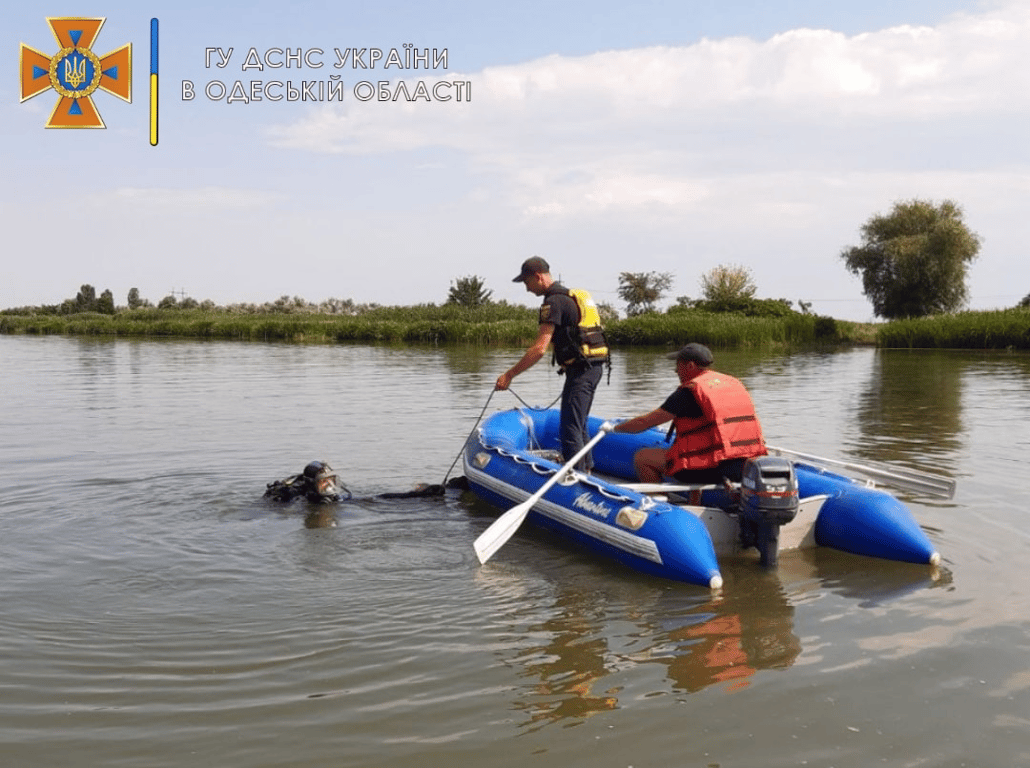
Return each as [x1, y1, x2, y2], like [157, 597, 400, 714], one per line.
[474, 501, 531, 564]
[866, 470, 955, 500]
[472, 421, 614, 565]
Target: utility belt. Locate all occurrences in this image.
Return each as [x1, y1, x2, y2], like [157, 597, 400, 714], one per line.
[558, 357, 606, 372]
[558, 356, 610, 385]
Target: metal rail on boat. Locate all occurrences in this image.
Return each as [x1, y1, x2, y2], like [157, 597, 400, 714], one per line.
[766, 446, 956, 500]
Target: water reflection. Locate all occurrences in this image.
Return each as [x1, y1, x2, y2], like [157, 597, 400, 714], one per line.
[617, 347, 673, 400]
[303, 507, 339, 528]
[797, 546, 952, 606]
[513, 586, 620, 730]
[502, 570, 800, 730]
[477, 547, 949, 731]
[496, 571, 801, 730]
[657, 571, 801, 694]
[438, 344, 505, 377]
[851, 350, 964, 472]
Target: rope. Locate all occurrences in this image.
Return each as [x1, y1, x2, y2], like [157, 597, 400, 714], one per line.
[507, 388, 561, 412]
[266, 387, 564, 503]
[442, 388, 496, 485]
[441, 387, 560, 486]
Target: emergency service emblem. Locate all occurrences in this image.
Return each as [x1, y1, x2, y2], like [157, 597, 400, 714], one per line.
[19, 17, 131, 129]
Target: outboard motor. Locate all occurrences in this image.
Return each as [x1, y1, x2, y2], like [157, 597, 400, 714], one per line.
[738, 456, 799, 567]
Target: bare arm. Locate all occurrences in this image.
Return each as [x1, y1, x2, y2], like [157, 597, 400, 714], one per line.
[496, 323, 555, 390]
[612, 407, 675, 434]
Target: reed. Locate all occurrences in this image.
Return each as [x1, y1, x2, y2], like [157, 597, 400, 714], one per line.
[876, 308, 1030, 349]
[0, 306, 541, 346]
[5, 305, 1027, 350]
[607, 311, 843, 348]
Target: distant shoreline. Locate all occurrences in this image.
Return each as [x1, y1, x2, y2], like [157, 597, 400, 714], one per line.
[2, 305, 1028, 350]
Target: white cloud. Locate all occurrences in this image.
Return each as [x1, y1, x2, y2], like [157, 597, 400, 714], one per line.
[267, 2, 1030, 225]
[250, 3, 1030, 320]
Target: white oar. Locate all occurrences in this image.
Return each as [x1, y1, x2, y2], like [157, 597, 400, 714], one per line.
[474, 422, 614, 564]
[767, 445, 956, 500]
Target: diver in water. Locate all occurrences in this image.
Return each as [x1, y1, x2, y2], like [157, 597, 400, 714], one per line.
[264, 461, 351, 504]
[263, 461, 351, 529]
[264, 461, 468, 505]
[264, 463, 468, 528]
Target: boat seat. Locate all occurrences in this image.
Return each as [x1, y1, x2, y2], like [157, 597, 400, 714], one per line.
[620, 482, 723, 494]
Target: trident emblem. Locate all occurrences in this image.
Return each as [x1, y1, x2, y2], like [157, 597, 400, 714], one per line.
[63, 51, 87, 88]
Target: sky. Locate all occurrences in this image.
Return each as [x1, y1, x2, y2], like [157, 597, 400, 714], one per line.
[3, 0, 1028, 321]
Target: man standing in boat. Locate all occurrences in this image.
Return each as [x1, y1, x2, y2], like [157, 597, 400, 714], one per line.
[613, 343, 767, 484]
[495, 256, 610, 470]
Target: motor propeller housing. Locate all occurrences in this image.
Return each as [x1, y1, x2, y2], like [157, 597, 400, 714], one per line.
[738, 455, 799, 567]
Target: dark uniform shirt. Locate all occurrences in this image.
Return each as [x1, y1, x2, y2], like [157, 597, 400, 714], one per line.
[539, 284, 581, 366]
[539, 284, 578, 327]
[661, 386, 704, 420]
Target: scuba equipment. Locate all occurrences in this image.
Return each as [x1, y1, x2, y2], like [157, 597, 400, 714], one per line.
[377, 477, 468, 498]
[264, 461, 351, 503]
[264, 461, 468, 504]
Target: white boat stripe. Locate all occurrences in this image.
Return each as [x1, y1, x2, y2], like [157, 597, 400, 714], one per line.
[465, 465, 664, 564]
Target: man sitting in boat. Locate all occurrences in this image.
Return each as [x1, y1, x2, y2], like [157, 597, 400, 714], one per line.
[612, 343, 767, 485]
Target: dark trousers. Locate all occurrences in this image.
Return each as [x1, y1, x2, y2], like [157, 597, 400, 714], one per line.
[559, 362, 604, 470]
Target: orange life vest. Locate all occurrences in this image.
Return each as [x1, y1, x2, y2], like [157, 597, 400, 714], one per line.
[665, 369, 767, 474]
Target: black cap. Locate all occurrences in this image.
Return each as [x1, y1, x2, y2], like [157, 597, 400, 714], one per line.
[665, 343, 714, 366]
[513, 256, 550, 282]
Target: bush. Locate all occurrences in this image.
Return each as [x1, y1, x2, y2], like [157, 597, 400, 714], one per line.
[676, 297, 797, 318]
[700, 264, 757, 303]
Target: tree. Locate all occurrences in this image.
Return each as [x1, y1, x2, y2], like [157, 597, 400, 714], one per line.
[1019, 293, 1030, 308]
[446, 275, 493, 307]
[840, 199, 982, 319]
[127, 288, 143, 309]
[595, 301, 620, 324]
[75, 284, 97, 312]
[617, 271, 673, 316]
[700, 264, 757, 303]
[96, 289, 115, 314]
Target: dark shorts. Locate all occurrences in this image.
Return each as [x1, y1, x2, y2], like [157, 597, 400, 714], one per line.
[672, 457, 747, 485]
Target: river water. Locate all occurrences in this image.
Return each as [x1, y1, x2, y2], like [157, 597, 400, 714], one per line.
[1, 334, 1028, 768]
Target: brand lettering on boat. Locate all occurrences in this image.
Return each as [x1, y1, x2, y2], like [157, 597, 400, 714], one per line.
[573, 492, 611, 518]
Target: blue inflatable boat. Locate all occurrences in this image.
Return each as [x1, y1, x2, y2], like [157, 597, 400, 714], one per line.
[463, 408, 950, 589]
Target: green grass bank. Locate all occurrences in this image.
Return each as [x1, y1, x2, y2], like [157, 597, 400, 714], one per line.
[3, 304, 1029, 350]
